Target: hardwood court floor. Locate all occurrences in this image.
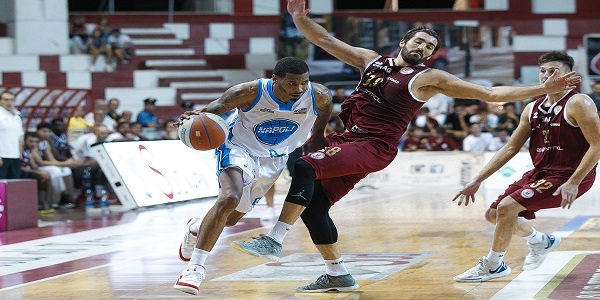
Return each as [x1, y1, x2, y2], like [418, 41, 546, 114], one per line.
[1, 184, 599, 300]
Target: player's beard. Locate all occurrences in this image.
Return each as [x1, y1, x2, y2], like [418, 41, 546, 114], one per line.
[400, 47, 427, 65]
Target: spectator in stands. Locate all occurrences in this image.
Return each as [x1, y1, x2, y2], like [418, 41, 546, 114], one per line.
[36, 123, 79, 208]
[106, 121, 133, 142]
[87, 27, 113, 71]
[68, 105, 93, 141]
[470, 105, 498, 133]
[106, 98, 121, 122]
[119, 110, 133, 123]
[71, 125, 110, 193]
[108, 28, 133, 65]
[497, 102, 520, 135]
[444, 105, 470, 145]
[20, 132, 54, 212]
[85, 100, 116, 132]
[586, 80, 600, 112]
[136, 98, 160, 128]
[129, 121, 147, 141]
[462, 123, 494, 152]
[424, 93, 452, 125]
[69, 15, 89, 54]
[410, 106, 439, 135]
[95, 16, 111, 39]
[423, 127, 459, 151]
[50, 118, 73, 160]
[0, 91, 24, 179]
[401, 127, 427, 152]
[160, 120, 179, 140]
[487, 128, 512, 151]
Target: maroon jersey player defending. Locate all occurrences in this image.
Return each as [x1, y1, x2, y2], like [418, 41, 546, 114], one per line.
[227, 0, 581, 293]
[453, 51, 600, 282]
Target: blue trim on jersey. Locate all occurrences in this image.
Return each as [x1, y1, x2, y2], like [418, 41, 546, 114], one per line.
[226, 113, 237, 142]
[242, 79, 263, 112]
[309, 82, 318, 116]
[214, 144, 231, 177]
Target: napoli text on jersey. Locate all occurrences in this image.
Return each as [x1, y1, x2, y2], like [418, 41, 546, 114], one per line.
[227, 78, 318, 157]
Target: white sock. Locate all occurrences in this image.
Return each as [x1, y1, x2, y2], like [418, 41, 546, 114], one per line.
[524, 228, 544, 244]
[266, 221, 292, 244]
[325, 258, 349, 276]
[486, 249, 506, 265]
[188, 248, 209, 268]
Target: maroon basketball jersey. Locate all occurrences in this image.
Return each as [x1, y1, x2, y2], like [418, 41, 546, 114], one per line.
[528, 90, 591, 171]
[338, 56, 430, 144]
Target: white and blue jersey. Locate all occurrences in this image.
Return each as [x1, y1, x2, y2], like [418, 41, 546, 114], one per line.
[226, 78, 318, 158]
[214, 78, 318, 213]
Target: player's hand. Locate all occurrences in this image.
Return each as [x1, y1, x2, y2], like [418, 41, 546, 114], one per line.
[544, 70, 581, 93]
[287, 0, 310, 18]
[552, 182, 579, 209]
[303, 135, 328, 154]
[452, 180, 481, 206]
[175, 109, 204, 127]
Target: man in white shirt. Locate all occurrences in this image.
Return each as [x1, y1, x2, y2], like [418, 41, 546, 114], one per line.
[0, 91, 24, 179]
[108, 28, 133, 64]
[463, 123, 493, 152]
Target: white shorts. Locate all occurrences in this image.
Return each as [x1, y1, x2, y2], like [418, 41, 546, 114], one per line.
[216, 141, 287, 213]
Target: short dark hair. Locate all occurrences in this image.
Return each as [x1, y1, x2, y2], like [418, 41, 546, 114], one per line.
[25, 131, 40, 140]
[36, 122, 52, 131]
[273, 57, 309, 77]
[402, 26, 442, 54]
[538, 51, 574, 71]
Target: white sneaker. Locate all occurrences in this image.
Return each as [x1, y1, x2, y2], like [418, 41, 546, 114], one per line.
[179, 218, 200, 261]
[173, 265, 205, 295]
[454, 257, 511, 282]
[523, 234, 561, 271]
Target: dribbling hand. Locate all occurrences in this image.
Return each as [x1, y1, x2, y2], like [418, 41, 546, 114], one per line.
[175, 109, 205, 127]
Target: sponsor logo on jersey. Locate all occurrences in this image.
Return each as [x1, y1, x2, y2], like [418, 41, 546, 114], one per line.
[521, 189, 535, 198]
[293, 108, 308, 114]
[254, 119, 299, 145]
[550, 123, 560, 126]
[373, 61, 392, 73]
[387, 77, 399, 84]
[553, 105, 563, 115]
[400, 67, 414, 74]
[533, 111, 538, 119]
[350, 125, 369, 134]
[260, 108, 275, 113]
[310, 152, 325, 159]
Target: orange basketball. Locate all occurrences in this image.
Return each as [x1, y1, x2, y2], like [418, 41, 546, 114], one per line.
[178, 113, 229, 151]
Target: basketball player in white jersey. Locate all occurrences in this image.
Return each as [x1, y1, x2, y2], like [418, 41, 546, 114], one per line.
[173, 57, 333, 295]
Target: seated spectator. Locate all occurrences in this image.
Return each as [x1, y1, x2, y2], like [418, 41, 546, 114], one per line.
[84, 99, 116, 132]
[469, 105, 499, 133]
[422, 127, 458, 151]
[488, 128, 511, 151]
[443, 105, 470, 144]
[108, 28, 133, 64]
[160, 120, 179, 140]
[401, 127, 428, 152]
[106, 121, 133, 142]
[410, 107, 439, 135]
[68, 105, 93, 141]
[497, 102, 520, 135]
[136, 98, 160, 128]
[129, 121, 147, 141]
[71, 125, 110, 195]
[119, 110, 133, 123]
[423, 93, 452, 125]
[87, 28, 113, 71]
[50, 118, 73, 160]
[106, 98, 121, 122]
[462, 123, 494, 152]
[69, 15, 89, 54]
[36, 123, 80, 208]
[21, 132, 70, 210]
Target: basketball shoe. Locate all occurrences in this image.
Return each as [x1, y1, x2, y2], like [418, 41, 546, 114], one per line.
[179, 218, 200, 261]
[453, 257, 511, 282]
[523, 234, 561, 271]
[173, 264, 205, 295]
[296, 274, 359, 293]
[231, 235, 281, 261]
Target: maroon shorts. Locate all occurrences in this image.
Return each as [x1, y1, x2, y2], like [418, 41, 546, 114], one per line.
[301, 131, 398, 205]
[490, 169, 596, 219]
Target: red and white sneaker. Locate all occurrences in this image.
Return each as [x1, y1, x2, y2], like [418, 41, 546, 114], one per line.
[173, 264, 205, 295]
[179, 218, 200, 261]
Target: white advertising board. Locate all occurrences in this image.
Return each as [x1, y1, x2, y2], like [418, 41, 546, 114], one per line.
[92, 140, 219, 210]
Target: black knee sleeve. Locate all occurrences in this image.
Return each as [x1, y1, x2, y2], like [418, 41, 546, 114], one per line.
[284, 159, 316, 207]
[300, 181, 338, 245]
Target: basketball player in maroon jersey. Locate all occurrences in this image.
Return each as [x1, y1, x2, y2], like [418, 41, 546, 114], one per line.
[232, 0, 583, 292]
[453, 51, 600, 282]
